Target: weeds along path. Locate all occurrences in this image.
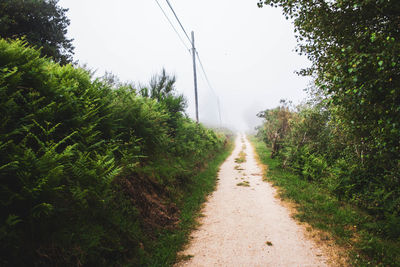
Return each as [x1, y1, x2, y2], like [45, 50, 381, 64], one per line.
[177, 134, 328, 267]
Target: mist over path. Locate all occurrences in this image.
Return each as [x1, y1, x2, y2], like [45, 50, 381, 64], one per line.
[177, 134, 328, 266]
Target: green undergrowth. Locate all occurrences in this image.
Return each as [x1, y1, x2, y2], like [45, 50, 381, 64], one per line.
[0, 38, 231, 266]
[143, 140, 234, 266]
[250, 136, 400, 266]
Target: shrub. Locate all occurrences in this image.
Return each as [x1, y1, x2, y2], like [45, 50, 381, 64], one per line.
[0, 38, 226, 265]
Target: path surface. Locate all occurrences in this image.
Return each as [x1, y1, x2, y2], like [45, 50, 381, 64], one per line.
[177, 135, 328, 267]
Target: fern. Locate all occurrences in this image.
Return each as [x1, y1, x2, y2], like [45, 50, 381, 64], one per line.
[0, 38, 227, 266]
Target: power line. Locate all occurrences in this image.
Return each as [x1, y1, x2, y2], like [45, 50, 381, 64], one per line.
[165, 0, 192, 44]
[195, 51, 216, 96]
[155, 0, 222, 126]
[154, 0, 191, 52]
[196, 51, 223, 127]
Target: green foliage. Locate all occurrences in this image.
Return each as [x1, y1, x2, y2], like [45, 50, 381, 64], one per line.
[251, 136, 400, 266]
[0, 38, 227, 265]
[139, 69, 187, 137]
[143, 141, 233, 266]
[257, 0, 400, 243]
[257, 98, 400, 243]
[301, 151, 328, 181]
[0, 0, 74, 64]
[256, 99, 293, 158]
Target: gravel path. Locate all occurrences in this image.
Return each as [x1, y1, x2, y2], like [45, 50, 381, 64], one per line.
[176, 134, 328, 267]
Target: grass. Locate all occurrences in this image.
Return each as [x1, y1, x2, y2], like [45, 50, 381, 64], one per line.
[143, 140, 234, 266]
[236, 181, 250, 187]
[249, 136, 400, 266]
[235, 150, 247, 163]
[234, 165, 244, 171]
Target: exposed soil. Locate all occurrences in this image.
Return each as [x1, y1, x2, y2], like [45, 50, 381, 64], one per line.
[176, 134, 331, 266]
[117, 175, 179, 231]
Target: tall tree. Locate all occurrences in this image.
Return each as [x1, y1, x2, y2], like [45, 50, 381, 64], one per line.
[0, 0, 74, 64]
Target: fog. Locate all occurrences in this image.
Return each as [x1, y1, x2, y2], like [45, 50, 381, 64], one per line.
[59, 0, 311, 132]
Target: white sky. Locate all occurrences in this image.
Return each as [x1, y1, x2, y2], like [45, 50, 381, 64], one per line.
[59, 0, 311, 131]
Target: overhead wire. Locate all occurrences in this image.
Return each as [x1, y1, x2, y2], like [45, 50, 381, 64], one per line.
[196, 51, 223, 127]
[154, 0, 191, 52]
[164, 0, 192, 44]
[195, 51, 216, 96]
[155, 0, 223, 126]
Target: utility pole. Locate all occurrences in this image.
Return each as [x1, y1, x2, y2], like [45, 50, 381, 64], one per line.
[191, 31, 199, 123]
[217, 97, 222, 128]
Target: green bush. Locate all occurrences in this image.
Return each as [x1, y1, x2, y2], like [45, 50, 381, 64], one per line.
[257, 100, 400, 240]
[258, 0, 400, 242]
[301, 152, 328, 181]
[0, 38, 226, 265]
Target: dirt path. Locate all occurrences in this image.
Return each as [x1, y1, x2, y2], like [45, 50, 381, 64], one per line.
[177, 134, 328, 267]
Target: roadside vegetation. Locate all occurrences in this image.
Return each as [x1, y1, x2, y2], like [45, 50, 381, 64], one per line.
[0, 38, 231, 266]
[256, 1, 400, 266]
[147, 142, 233, 266]
[251, 137, 399, 266]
